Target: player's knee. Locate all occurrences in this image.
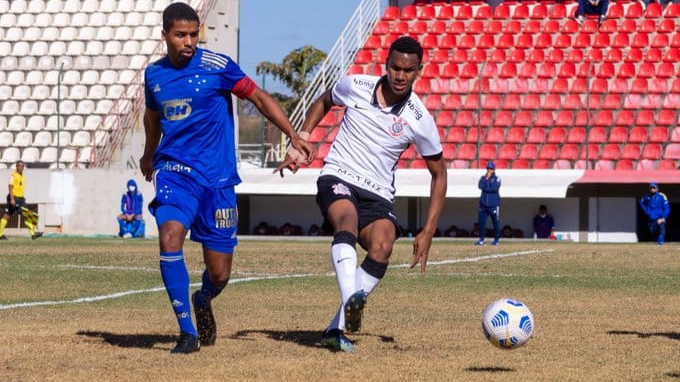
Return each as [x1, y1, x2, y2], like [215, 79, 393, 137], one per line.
[368, 240, 394, 262]
[159, 224, 185, 251]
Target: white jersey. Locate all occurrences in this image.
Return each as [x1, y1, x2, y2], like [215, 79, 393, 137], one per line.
[319, 75, 442, 202]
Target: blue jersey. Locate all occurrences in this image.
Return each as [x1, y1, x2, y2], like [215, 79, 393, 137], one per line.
[478, 174, 501, 207]
[144, 47, 255, 188]
[640, 191, 670, 221]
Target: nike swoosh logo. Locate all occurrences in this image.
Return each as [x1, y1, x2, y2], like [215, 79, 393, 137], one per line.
[336, 257, 351, 264]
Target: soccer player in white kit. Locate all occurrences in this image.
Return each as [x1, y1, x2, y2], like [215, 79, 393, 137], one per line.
[277, 37, 447, 352]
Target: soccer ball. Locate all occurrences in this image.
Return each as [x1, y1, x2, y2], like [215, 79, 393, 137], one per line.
[481, 298, 534, 349]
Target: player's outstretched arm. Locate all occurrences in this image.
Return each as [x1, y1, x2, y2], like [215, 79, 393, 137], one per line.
[410, 155, 447, 275]
[140, 108, 161, 182]
[247, 87, 316, 165]
[274, 89, 335, 177]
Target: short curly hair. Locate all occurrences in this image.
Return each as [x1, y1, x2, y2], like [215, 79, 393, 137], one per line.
[388, 36, 423, 64]
[162, 2, 199, 31]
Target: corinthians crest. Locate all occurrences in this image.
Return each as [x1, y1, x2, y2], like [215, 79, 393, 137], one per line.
[388, 116, 407, 137]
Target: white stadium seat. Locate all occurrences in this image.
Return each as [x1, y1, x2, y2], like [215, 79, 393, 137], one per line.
[73, 56, 92, 70]
[19, 56, 37, 70]
[96, 26, 113, 41]
[107, 12, 124, 26]
[30, 41, 49, 56]
[24, 27, 41, 41]
[118, 0, 134, 12]
[59, 148, 76, 163]
[14, 131, 33, 147]
[107, 84, 125, 99]
[1, 100, 20, 115]
[0, 41, 10, 55]
[91, 55, 110, 70]
[7, 116, 26, 131]
[27, 0, 46, 13]
[0, 0, 9, 13]
[5, 27, 23, 42]
[38, 100, 57, 115]
[110, 55, 130, 70]
[65, 115, 83, 130]
[81, 0, 97, 13]
[51, 85, 68, 99]
[132, 26, 151, 40]
[62, 70, 80, 85]
[33, 130, 52, 147]
[96, 99, 114, 114]
[143, 12, 161, 26]
[88, 84, 106, 99]
[77, 146, 92, 163]
[60, 100, 77, 115]
[76, 100, 96, 115]
[0, 116, 6, 130]
[9, 0, 28, 14]
[5, 71, 25, 86]
[11, 41, 30, 56]
[140, 40, 158, 55]
[53, 12, 70, 27]
[94, 131, 110, 146]
[45, 0, 63, 13]
[118, 70, 137, 84]
[43, 70, 60, 85]
[13, 85, 32, 100]
[62, 0, 79, 13]
[0, 85, 12, 100]
[72, 131, 91, 147]
[1, 147, 21, 163]
[88, 12, 105, 26]
[121, 40, 140, 55]
[100, 70, 120, 85]
[48, 41, 67, 56]
[98, 1, 115, 13]
[71, 12, 88, 26]
[31, 85, 50, 100]
[77, 26, 96, 41]
[125, 12, 143, 26]
[129, 55, 148, 70]
[84, 115, 102, 130]
[45, 116, 64, 131]
[136, 0, 153, 12]
[40, 147, 57, 163]
[1, 56, 18, 70]
[59, 26, 77, 41]
[81, 70, 99, 85]
[0, 132, 14, 147]
[52, 131, 71, 146]
[84, 41, 103, 56]
[68, 85, 87, 100]
[0, 13, 16, 28]
[114, 26, 132, 41]
[27, 116, 46, 131]
[34, 13, 51, 27]
[36, 56, 54, 70]
[22, 147, 40, 163]
[103, 40, 122, 55]
[19, 100, 39, 115]
[25, 70, 44, 85]
[17, 13, 35, 27]
[153, 0, 170, 12]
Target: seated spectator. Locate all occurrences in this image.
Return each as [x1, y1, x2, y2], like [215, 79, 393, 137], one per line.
[501, 225, 514, 238]
[444, 224, 459, 238]
[117, 179, 144, 238]
[253, 221, 278, 235]
[279, 222, 303, 236]
[575, 0, 609, 27]
[533, 205, 556, 239]
[308, 224, 322, 236]
[470, 222, 481, 239]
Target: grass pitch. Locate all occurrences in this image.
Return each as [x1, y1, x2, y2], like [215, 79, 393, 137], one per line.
[0, 237, 678, 382]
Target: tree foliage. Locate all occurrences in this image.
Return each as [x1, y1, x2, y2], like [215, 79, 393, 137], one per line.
[256, 45, 327, 113]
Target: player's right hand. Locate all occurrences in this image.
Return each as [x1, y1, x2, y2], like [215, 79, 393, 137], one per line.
[139, 155, 153, 182]
[274, 153, 301, 178]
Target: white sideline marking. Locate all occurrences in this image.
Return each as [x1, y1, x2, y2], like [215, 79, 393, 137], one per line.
[57, 265, 159, 272]
[0, 250, 551, 310]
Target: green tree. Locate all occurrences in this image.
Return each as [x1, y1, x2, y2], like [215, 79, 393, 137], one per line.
[256, 45, 327, 114]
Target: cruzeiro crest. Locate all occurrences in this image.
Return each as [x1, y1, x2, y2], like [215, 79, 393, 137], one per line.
[388, 116, 407, 137]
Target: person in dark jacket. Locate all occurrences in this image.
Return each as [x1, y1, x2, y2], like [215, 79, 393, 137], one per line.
[476, 162, 501, 245]
[639, 182, 670, 245]
[117, 179, 144, 238]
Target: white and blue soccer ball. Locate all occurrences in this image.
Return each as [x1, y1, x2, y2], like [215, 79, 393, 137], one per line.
[481, 298, 534, 349]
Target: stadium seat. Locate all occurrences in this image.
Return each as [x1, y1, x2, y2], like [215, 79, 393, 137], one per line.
[454, 111, 474, 127]
[605, 48, 623, 63]
[435, 111, 454, 128]
[518, 144, 538, 160]
[559, 144, 579, 161]
[580, 144, 601, 161]
[626, 2, 644, 18]
[628, 127, 648, 143]
[649, 127, 669, 143]
[547, 127, 567, 144]
[664, 144, 680, 159]
[636, 159, 656, 170]
[555, 111, 575, 127]
[527, 127, 546, 143]
[446, 127, 465, 143]
[600, 144, 621, 160]
[535, 111, 554, 127]
[543, 94, 561, 110]
[658, 110, 676, 127]
[657, 159, 677, 170]
[588, 127, 608, 143]
[479, 144, 497, 160]
[506, 127, 526, 143]
[657, 19, 675, 34]
[621, 144, 641, 160]
[442, 94, 462, 110]
[641, 143, 662, 160]
[456, 144, 476, 160]
[499, 144, 518, 160]
[538, 144, 558, 160]
[382, 6, 399, 20]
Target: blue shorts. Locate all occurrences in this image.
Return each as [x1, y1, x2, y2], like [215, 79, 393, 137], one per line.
[149, 170, 238, 253]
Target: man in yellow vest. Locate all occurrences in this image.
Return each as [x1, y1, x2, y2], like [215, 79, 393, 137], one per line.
[0, 160, 42, 240]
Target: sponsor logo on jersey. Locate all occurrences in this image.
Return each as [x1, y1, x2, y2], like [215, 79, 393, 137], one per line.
[153, 83, 161, 92]
[406, 99, 423, 121]
[162, 98, 193, 121]
[352, 77, 375, 89]
[388, 116, 407, 138]
[214, 207, 238, 229]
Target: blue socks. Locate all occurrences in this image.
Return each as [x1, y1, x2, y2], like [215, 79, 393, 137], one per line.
[160, 251, 197, 337]
[193, 270, 227, 310]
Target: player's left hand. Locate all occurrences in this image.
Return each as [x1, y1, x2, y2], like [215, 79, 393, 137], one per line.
[657, 218, 665, 225]
[410, 231, 433, 275]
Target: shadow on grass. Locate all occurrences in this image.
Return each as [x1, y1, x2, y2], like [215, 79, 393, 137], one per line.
[607, 330, 680, 341]
[77, 330, 176, 349]
[465, 366, 515, 373]
[230, 329, 395, 352]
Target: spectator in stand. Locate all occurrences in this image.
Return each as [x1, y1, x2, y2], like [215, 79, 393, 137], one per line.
[533, 205, 556, 239]
[575, 0, 609, 28]
[501, 225, 514, 239]
[470, 222, 480, 239]
[639, 182, 670, 245]
[487, 0, 504, 11]
[308, 223, 323, 236]
[253, 221, 278, 235]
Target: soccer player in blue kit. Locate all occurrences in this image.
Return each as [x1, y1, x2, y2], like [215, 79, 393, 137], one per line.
[140, 3, 315, 354]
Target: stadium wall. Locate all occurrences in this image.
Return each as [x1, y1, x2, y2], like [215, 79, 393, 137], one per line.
[0, 168, 669, 243]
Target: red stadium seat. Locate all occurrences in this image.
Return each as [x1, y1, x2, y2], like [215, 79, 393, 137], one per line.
[567, 127, 586, 143]
[532, 159, 551, 169]
[430, 21, 447, 35]
[511, 159, 529, 169]
[400, 5, 417, 20]
[550, 78, 569, 93]
[489, 49, 507, 63]
[641, 94, 662, 109]
[553, 160, 573, 169]
[588, 127, 608, 143]
[621, 144, 641, 160]
[475, 4, 493, 19]
[547, 49, 565, 64]
[574, 33, 592, 49]
[425, 95, 442, 111]
[542, 19, 560, 34]
[418, 4, 435, 20]
[645, 2, 663, 18]
[657, 19, 675, 34]
[347, 65, 364, 75]
[628, 127, 648, 143]
[510, 78, 529, 94]
[411, 21, 429, 35]
[664, 144, 680, 159]
[649, 127, 669, 143]
[441, 143, 456, 160]
[648, 78, 668, 94]
[522, 94, 542, 109]
[566, 48, 584, 63]
[615, 110, 635, 127]
[446, 127, 465, 143]
[493, 3, 510, 19]
[610, 78, 629, 94]
[506, 127, 526, 143]
[547, 127, 567, 143]
[564, 95, 583, 110]
[493, 111, 513, 128]
[443, 94, 462, 110]
[575, 111, 594, 127]
[479, 144, 497, 160]
[499, 144, 518, 160]
[643, 48, 662, 64]
[672, 127, 680, 142]
[513, 3, 529, 19]
[665, 3, 680, 17]
[594, 33, 611, 49]
[508, 49, 526, 64]
[490, 78, 510, 94]
[527, 127, 546, 143]
[626, 2, 644, 18]
[663, 94, 680, 109]
[623, 94, 643, 109]
[609, 127, 628, 143]
[437, 5, 454, 20]
[641, 143, 662, 160]
[580, 144, 601, 161]
[630, 78, 649, 94]
[457, 4, 473, 20]
[414, 79, 431, 94]
[435, 111, 454, 127]
[607, 3, 624, 18]
[632, 33, 650, 49]
[457, 143, 476, 160]
[637, 159, 656, 170]
[514, 110, 534, 127]
[605, 48, 623, 63]
[467, 20, 484, 35]
[594, 160, 615, 170]
[382, 6, 399, 20]
[535, 33, 553, 49]
[603, 94, 622, 110]
[518, 63, 537, 78]
[501, 94, 521, 110]
[657, 160, 677, 170]
[595, 111, 614, 127]
[619, 19, 637, 33]
[391, 21, 410, 35]
[555, 111, 575, 126]
[519, 144, 538, 160]
[454, 111, 474, 127]
[543, 94, 562, 110]
[559, 144, 579, 160]
[529, 78, 549, 94]
[539, 144, 559, 160]
[658, 109, 676, 126]
[599, 19, 618, 33]
[504, 20, 522, 34]
[531, 4, 548, 19]
[482, 94, 502, 111]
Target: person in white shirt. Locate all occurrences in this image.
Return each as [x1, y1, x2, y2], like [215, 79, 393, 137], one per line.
[276, 36, 447, 352]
